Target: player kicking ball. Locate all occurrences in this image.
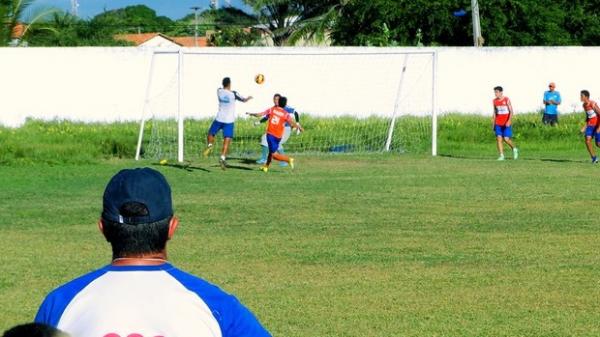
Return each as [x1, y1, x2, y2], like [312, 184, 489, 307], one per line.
[492, 86, 518, 160]
[256, 94, 301, 166]
[579, 90, 600, 163]
[247, 96, 303, 172]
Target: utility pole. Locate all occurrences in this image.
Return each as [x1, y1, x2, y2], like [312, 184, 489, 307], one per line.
[190, 6, 202, 47]
[70, 0, 79, 17]
[471, 0, 483, 46]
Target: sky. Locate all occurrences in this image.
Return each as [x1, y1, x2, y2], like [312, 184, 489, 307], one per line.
[34, 0, 254, 20]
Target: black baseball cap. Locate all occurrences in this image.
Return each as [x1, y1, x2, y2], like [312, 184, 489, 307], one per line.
[102, 168, 173, 225]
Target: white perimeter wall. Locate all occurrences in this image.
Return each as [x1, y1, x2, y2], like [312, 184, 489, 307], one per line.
[1, 46, 599, 127]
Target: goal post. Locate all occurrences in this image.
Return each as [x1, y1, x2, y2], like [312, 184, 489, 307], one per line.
[136, 48, 438, 162]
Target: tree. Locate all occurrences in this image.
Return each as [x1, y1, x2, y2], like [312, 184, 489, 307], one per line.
[332, 0, 472, 46]
[331, 0, 600, 46]
[89, 5, 174, 35]
[244, 0, 346, 46]
[210, 26, 261, 46]
[173, 7, 257, 38]
[26, 11, 130, 46]
[1, 0, 58, 46]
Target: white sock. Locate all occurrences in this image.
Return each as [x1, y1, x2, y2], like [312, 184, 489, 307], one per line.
[220, 155, 226, 161]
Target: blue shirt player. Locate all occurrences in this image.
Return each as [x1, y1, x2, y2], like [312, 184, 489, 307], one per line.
[204, 77, 252, 170]
[543, 82, 561, 126]
[35, 168, 272, 337]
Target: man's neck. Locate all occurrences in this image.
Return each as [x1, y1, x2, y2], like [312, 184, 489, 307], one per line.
[111, 252, 168, 266]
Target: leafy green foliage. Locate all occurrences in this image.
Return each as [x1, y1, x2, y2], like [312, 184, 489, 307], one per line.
[210, 26, 261, 46]
[90, 5, 174, 35]
[332, 0, 600, 46]
[0, 0, 59, 46]
[244, 0, 345, 45]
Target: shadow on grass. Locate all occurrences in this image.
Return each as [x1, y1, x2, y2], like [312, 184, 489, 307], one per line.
[438, 153, 584, 164]
[226, 157, 259, 165]
[152, 162, 211, 173]
[219, 163, 255, 171]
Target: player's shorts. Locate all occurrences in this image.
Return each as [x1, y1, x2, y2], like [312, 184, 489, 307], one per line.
[584, 125, 596, 138]
[208, 120, 234, 138]
[266, 134, 282, 153]
[261, 127, 292, 149]
[494, 125, 513, 138]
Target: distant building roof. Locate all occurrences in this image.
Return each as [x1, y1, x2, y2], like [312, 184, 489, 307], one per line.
[114, 33, 208, 47]
[11, 23, 26, 39]
[172, 36, 208, 47]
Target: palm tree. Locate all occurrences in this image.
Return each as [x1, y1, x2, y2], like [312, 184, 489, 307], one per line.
[1, 0, 58, 46]
[244, 0, 347, 46]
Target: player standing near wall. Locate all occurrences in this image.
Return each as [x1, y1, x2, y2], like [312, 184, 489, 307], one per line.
[493, 86, 519, 161]
[579, 90, 600, 163]
[543, 82, 561, 126]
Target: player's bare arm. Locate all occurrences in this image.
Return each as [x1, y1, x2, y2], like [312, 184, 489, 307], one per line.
[594, 103, 600, 133]
[289, 118, 304, 133]
[506, 99, 514, 126]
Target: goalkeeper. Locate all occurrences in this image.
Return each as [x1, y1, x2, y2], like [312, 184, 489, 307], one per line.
[255, 94, 301, 166]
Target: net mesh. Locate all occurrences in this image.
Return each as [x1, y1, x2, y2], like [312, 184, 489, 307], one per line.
[139, 50, 435, 160]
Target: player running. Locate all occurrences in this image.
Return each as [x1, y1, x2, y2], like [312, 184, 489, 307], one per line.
[256, 95, 301, 166]
[579, 90, 600, 163]
[247, 96, 303, 172]
[203, 77, 252, 169]
[492, 86, 518, 161]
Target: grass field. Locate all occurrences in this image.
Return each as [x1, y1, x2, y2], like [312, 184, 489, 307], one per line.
[0, 113, 589, 164]
[1, 152, 599, 336]
[1, 114, 599, 336]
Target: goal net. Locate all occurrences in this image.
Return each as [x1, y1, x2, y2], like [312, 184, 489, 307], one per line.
[136, 48, 437, 162]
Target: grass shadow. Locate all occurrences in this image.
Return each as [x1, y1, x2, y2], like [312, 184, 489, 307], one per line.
[152, 162, 211, 173]
[439, 153, 584, 164]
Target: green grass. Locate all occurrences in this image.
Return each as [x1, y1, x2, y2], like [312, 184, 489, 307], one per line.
[0, 113, 590, 165]
[1, 153, 599, 336]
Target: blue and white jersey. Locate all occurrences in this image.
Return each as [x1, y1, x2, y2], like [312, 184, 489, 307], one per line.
[543, 90, 561, 115]
[283, 106, 296, 128]
[35, 264, 271, 337]
[216, 88, 246, 124]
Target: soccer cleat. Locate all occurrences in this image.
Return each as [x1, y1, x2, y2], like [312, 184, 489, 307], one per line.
[497, 154, 505, 161]
[259, 166, 269, 173]
[289, 158, 295, 169]
[513, 148, 519, 160]
[202, 146, 213, 158]
[219, 158, 227, 170]
[593, 156, 598, 164]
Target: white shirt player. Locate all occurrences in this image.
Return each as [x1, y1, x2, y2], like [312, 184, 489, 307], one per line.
[216, 88, 246, 124]
[35, 264, 271, 337]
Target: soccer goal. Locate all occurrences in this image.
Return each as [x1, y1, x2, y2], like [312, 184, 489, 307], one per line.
[135, 48, 438, 162]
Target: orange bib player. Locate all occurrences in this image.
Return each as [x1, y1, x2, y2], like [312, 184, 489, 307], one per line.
[579, 90, 600, 163]
[247, 96, 303, 172]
